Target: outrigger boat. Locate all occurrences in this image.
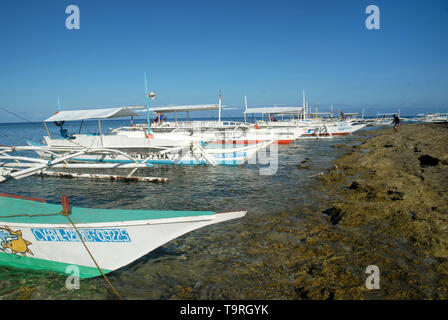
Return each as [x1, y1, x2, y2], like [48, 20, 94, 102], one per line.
[418, 112, 448, 123]
[25, 74, 274, 168]
[299, 119, 367, 137]
[0, 193, 245, 279]
[0, 134, 247, 280]
[244, 106, 366, 139]
[27, 106, 273, 167]
[133, 94, 303, 145]
[242, 89, 366, 139]
[372, 112, 411, 125]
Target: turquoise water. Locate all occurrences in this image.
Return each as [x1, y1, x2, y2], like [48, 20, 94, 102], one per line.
[0, 120, 376, 299]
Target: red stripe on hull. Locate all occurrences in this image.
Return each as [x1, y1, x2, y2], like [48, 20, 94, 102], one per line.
[0, 193, 47, 203]
[277, 140, 294, 145]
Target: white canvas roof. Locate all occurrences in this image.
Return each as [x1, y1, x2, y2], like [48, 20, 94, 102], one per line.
[44, 107, 140, 122]
[244, 107, 304, 114]
[145, 104, 222, 113]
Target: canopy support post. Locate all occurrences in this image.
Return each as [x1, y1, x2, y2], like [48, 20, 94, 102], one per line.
[98, 120, 104, 146]
[218, 90, 222, 124]
[43, 122, 51, 138]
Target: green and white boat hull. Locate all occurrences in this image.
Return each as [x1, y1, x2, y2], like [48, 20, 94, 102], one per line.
[0, 194, 245, 278]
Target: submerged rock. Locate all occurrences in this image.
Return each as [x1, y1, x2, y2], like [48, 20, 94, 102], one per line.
[418, 154, 440, 167]
[387, 190, 404, 201]
[322, 207, 344, 225]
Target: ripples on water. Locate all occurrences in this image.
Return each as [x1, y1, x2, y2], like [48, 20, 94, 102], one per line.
[0, 120, 375, 299]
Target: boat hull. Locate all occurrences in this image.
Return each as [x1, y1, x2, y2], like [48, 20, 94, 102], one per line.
[0, 195, 246, 278]
[30, 138, 273, 166]
[300, 123, 366, 137]
[150, 126, 301, 145]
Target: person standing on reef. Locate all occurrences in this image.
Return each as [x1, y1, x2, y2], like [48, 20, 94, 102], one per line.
[391, 114, 401, 133]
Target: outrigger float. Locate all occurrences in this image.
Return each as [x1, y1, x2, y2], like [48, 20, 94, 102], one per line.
[0, 145, 169, 183]
[0, 193, 245, 279]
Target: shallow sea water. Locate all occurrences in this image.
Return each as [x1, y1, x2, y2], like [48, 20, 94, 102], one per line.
[0, 120, 377, 299]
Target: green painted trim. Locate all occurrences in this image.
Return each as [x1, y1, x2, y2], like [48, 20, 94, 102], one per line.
[0, 196, 215, 224]
[0, 251, 110, 279]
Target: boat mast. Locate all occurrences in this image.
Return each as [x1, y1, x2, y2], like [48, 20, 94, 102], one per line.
[218, 90, 222, 124]
[302, 90, 306, 120]
[144, 73, 151, 136]
[307, 101, 309, 119]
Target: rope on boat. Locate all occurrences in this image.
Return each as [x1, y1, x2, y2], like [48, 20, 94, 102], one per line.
[0, 195, 123, 299]
[64, 214, 123, 300]
[0, 106, 33, 124]
[59, 196, 123, 300]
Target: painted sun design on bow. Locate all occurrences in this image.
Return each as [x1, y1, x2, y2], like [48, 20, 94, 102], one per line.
[0, 226, 33, 256]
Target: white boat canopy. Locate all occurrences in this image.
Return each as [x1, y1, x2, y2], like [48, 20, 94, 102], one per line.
[244, 107, 304, 114]
[44, 107, 140, 122]
[142, 104, 225, 113]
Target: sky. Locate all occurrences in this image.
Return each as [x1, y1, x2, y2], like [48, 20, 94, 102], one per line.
[0, 0, 447, 122]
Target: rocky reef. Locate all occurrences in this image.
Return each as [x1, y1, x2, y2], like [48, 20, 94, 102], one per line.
[311, 122, 448, 299]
